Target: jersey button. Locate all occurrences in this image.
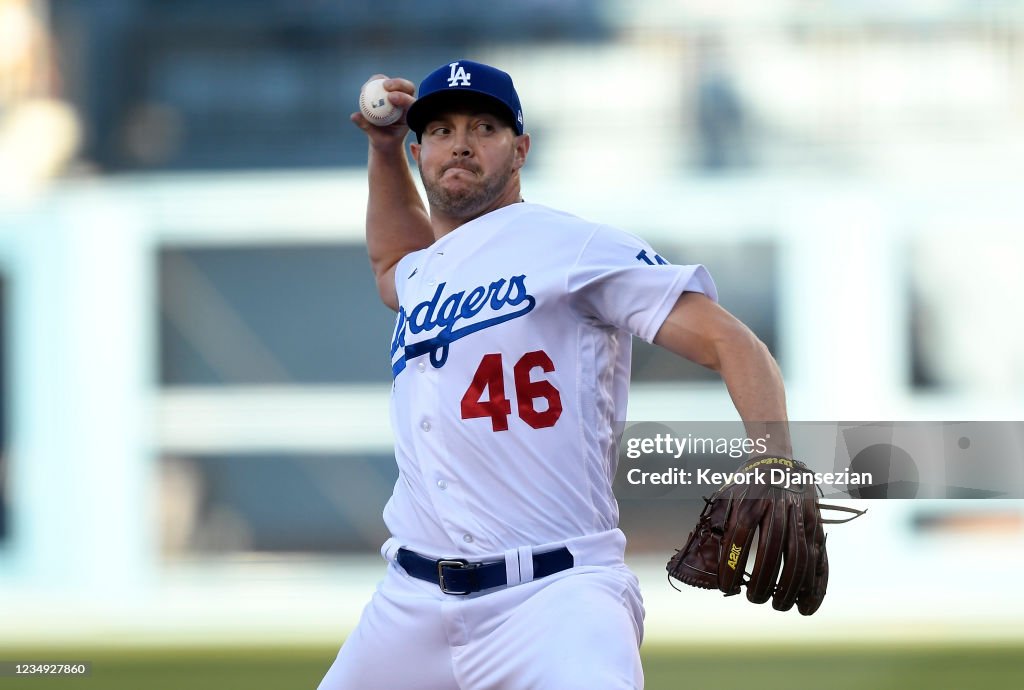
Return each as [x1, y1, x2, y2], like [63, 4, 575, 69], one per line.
[462, 534, 474, 544]
[436, 480, 447, 490]
[417, 361, 426, 373]
[421, 420, 431, 432]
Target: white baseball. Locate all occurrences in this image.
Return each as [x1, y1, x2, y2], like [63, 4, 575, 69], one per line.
[359, 78, 402, 126]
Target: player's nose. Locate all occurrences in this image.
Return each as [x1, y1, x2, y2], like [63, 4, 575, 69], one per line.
[450, 129, 473, 157]
[450, 141, 472, 157]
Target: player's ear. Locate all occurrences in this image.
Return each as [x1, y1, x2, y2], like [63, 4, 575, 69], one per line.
[410, 141, 421, 163]
[512, 133, 530, 170]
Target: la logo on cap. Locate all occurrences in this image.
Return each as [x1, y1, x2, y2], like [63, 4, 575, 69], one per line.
[447, 62, 471, 87]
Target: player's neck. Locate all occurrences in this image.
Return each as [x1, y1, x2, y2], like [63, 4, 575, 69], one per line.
[431, 188, 525, 239]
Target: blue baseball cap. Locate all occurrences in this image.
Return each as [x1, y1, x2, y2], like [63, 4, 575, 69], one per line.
[406, 60, 525, 138]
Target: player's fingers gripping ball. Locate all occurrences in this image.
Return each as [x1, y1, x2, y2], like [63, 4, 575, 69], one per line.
[359, 78, 402, 126]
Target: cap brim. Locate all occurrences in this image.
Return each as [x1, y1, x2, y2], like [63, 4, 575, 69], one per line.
[406, 90, 520, 136]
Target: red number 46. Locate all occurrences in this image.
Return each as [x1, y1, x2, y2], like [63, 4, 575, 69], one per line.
[460, 350, 563, 432]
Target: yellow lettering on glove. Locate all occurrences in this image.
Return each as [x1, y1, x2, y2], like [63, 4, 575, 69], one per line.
[727, 544, 742, 570]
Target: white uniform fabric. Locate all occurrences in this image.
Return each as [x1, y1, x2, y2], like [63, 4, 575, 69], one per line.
[384, 202, 716, 555]
[319, 202, 717, 690]
[320, 532, 645, 689]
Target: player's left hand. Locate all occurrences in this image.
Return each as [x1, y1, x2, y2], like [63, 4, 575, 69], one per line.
[666, 455, 865, 615]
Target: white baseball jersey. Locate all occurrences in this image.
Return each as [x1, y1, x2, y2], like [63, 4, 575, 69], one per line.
[385, 202, 717, 557]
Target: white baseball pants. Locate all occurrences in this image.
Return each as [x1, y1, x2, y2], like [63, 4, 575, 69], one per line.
[318, 532, 645, 689]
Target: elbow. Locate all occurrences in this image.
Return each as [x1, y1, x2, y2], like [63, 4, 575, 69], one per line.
[654, 293, 775, 373]
[709, 320, 774, 374]
[369, 255, 393, 284]
[375, 275, 399, 311]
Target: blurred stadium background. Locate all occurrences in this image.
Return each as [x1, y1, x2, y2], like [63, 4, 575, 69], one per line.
[1, 0, 1023, 687]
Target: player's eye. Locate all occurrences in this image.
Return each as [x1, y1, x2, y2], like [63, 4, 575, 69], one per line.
[429, 126, 451, 136]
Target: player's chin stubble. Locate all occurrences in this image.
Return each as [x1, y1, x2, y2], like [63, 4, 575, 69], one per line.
[420, 156, 515, 220]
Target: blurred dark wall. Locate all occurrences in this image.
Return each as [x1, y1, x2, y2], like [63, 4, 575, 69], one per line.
[159, 245, 396, 385]
[50, 0, 609, 172]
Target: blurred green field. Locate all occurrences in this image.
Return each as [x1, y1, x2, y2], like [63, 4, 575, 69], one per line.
[2, 643, 1022, 689]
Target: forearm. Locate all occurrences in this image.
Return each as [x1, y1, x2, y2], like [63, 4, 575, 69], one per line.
[654, 292, 792, 457]
[366, 141, 433, 279]
[350, 75, 432, 309]
[715, 332, 792, 457]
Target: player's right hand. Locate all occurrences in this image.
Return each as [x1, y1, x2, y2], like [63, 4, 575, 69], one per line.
[351, 75, 416, 147]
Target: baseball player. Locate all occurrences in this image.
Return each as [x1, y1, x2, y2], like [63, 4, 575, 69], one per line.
[319, 60, 793, 690]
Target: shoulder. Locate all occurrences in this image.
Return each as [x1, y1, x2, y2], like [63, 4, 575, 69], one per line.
[520, 204, 652, 245]
[517, 203, 596, 229]
[500, 204, 664, 269]
[509, 203, 608, 246]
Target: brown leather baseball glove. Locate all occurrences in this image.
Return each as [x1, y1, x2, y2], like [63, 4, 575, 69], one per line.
[667, 455, 865, 615]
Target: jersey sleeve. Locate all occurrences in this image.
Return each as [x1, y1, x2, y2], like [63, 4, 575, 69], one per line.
[566, 225, 718, 342]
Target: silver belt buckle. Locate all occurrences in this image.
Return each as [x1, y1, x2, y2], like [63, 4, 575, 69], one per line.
[437, 558, 471, 595]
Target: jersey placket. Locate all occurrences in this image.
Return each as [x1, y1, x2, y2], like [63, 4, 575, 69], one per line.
[407, 253, 488, 553]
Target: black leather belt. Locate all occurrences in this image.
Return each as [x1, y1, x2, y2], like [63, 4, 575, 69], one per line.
[396, 547, 574, 595]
